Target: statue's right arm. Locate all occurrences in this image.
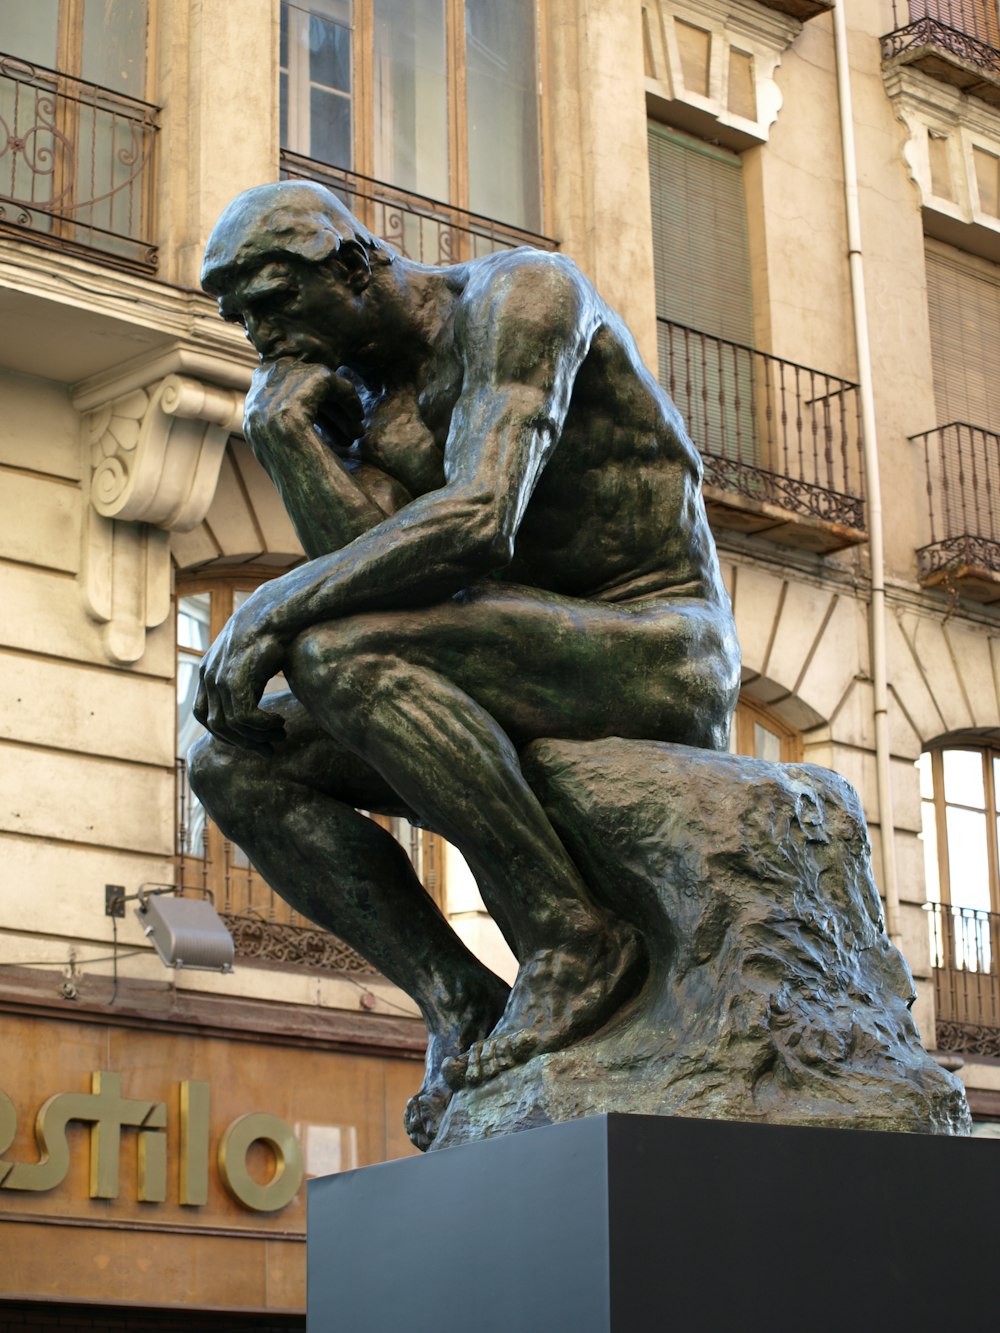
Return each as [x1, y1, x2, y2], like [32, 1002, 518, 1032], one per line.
[243, 358, 406, 560]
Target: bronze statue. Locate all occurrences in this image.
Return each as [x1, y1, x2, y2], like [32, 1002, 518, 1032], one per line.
[191, 181, 740, 1148]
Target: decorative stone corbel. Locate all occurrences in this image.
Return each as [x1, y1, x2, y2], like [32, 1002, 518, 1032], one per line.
[643, 0, 800, 147]
[79, 372, 247, 664]
[883, 65, 1000, 261]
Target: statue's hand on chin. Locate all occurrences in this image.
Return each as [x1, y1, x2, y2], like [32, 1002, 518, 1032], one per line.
[245, 358, 364, 457]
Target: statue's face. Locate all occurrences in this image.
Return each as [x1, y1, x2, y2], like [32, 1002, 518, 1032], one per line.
[219, 256, 356, 366]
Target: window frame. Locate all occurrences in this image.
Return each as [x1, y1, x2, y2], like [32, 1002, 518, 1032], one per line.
[278, 0, 545, 231]
[730, 694, 803, 764]
[920, 743, 1000, 915]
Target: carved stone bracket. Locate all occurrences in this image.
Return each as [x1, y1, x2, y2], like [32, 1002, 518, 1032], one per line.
[884, 65, 1000, 262]
[77, 367, 248, 664]
[642, 0, 800, 147]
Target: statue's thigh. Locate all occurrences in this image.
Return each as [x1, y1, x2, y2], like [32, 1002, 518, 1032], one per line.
[258, 689, 414, 814]
[294, 587, 732, 745]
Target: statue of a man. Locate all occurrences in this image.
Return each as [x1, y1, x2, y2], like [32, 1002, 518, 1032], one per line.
[191, 181, 740, 1147]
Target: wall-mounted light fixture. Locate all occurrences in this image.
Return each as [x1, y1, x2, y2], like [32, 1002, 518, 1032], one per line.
[105, 883, 235, 973]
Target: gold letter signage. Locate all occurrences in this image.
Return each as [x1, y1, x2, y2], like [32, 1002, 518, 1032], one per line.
[0, 1072, 304, 1214]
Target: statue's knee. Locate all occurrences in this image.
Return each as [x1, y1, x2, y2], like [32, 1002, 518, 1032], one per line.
[287, 625, 387, 710]
[186, 731, 243, 812]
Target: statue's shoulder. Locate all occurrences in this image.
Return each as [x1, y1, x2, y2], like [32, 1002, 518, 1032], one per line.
[456, 248, 598, 343]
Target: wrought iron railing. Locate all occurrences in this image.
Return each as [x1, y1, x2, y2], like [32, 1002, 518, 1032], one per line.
[0, 53, 158, 270]
[883, 3, 1000, 77]
[912, 422, 1000, 581]
[280, 150, 557, 265]
[657, 318, 866, 534]
[927, 901, 1000, 1055]
[176, 758, 445, 972]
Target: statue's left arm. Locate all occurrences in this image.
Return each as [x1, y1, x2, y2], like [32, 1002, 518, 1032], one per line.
[195, 255, 599, 748]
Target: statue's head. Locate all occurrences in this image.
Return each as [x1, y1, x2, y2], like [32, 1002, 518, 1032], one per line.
[201, 180, 393, 298]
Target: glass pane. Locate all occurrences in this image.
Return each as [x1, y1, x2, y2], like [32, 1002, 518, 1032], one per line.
[0, 0, 59, 67]
[309, 11, 350, 91]
[920, 799, 940, 903]
[81, 0, 147, 94]
[373, 0, 448, 201]
[178, 592, 211, 652]
[753, 722, 781, 764]
[280, 3, 289, 68]
[280, 70, 289, 147]
[465, 0, 541, 232]
[177, 649, 206, 855]
[945, 806, 991, 912]
[943, 748, 985, 809]
[916, 751, 934, 801]
[310, 86, 351, 167]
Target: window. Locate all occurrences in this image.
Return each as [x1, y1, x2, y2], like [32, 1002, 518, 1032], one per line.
[279, 0, 542, 232]
[649, 122, 756, 466]
[176, 574, 447, 955]
[0, 0, 154, 264]
[926, 246, 1000, 434]
[917, 746, 1000, 914]
[917, 745, 1000, 1041]
[907, 2, 1000, 49]
[729, 696, 802, 763]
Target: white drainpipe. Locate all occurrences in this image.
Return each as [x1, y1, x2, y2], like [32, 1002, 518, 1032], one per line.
[832, 0, 902, 946]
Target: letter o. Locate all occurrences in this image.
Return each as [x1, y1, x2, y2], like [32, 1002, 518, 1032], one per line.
[217, 1113, 304, 1213]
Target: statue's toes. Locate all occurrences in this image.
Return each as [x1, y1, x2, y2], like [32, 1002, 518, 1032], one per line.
[404, 1090, 448, 1152]
[442, 1051, 470, 1090]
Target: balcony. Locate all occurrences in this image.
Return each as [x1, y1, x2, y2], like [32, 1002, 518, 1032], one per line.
[0, 53, 158, 271]
[657, 319, 866, 554]
[913, 422, 1000, 602]
[280, 151, 557, 265]
[928, 901, 1000, 1056]
[176, 759, 445, 973]
[882, 3, 1000, 108]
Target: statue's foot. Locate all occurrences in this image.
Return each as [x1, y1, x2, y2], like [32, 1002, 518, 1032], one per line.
[403, 975, 509, 1150]
[444, 918, 644, 1090]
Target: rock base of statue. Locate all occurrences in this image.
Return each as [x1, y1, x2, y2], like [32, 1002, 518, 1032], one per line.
[434, 741, 968, 1150]
[308, 1114, 995, 1332]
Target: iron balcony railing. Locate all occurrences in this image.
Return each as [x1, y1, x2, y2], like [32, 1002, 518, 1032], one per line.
[927, 901, 1000, 1056]
[657, 318, 866, 535]
[280, 150, 557, 265]
[912, 422, 1000, 583]
[0, 53, 158, 270]
[883, 3, 1000, 79]
[176, 758, 444, 973]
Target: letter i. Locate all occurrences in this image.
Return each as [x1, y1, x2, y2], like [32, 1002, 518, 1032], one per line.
[179, 1081, 209, 1206]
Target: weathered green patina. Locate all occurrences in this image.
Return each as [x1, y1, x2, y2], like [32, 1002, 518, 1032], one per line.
[192, 182, 968, 1149]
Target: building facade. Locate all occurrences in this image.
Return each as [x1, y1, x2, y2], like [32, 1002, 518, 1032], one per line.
[1, 0, 999, 1324]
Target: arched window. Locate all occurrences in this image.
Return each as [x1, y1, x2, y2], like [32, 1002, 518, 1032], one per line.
[917, 744, 1000, 1049]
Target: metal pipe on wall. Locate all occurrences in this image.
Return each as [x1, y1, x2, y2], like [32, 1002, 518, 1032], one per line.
[832, 0, 902, 946]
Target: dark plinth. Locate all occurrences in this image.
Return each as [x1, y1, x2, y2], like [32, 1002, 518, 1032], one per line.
[308, 1114, 996, 1332]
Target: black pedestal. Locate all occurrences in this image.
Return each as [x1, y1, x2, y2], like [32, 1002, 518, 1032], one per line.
[307, 1114, 996, 1332]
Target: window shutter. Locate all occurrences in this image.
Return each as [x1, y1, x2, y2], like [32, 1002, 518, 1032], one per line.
[926, 246, 1000, 431]
[647, 122, 754, 344]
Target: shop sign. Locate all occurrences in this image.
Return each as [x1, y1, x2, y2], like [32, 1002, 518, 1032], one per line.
[0, 1072, 304, 1213]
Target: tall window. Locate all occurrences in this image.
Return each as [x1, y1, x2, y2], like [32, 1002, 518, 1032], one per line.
[0, 0, 153, 263]
[926, 245, 1000, 433]
[279, 0, 542, 232]
[649, 123, 755, 463]
[918, 746, 1000, 915]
